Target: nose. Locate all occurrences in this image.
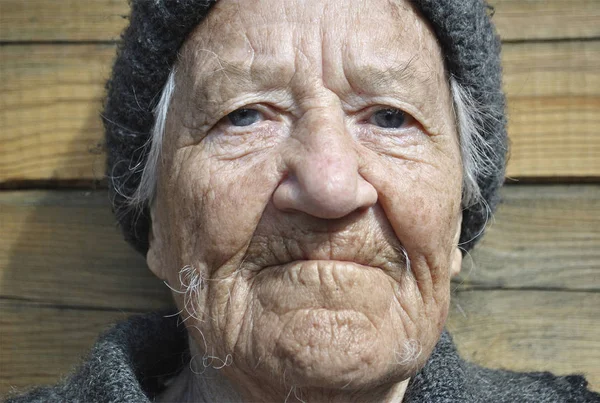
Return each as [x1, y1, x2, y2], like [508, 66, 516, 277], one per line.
[273, 109, 378, 219]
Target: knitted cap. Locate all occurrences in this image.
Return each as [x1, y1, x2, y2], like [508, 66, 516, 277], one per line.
[104, 0, 507, 255]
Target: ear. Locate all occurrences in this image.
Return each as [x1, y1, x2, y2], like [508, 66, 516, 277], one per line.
[449, 213, 463, 278]
[146, 200, 167, 281]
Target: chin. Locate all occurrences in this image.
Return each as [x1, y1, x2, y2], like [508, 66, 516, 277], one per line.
[273, 329, 415, 390]
[270, 308, 386, 387]
[244, 294, 425, 390]
[183, 256, 447, 395]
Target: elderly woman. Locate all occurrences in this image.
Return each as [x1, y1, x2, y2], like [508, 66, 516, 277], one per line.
[8, 0, 599, 402]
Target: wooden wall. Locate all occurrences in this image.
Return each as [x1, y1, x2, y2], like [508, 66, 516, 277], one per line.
[1, 0, 599, 397]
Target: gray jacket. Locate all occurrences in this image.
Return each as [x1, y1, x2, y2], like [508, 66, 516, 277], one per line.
[6, 312, 599, 402]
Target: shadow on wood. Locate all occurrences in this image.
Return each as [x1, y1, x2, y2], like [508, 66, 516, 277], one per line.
[0, 105, 173, 394]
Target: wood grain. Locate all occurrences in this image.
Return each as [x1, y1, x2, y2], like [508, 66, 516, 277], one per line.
[0, 0, 129, 42]
[490, 0, 600, 41]
[1, 0, 598, 42]
[456, 185, 600, 291]
[0, 190, 173, 310]
[447, 290, 600, 392]
[1, 41, 599, 182]
[1, 290, 598, 396]
[503, 41, 600, 178]
[0, 44, 112, 183]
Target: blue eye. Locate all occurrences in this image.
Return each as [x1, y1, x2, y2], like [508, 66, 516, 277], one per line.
[227, 109, 262, 127]
[370, 109, 406, 129]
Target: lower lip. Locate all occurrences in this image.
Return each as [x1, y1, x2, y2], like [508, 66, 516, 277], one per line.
[253, 260, 396, 312]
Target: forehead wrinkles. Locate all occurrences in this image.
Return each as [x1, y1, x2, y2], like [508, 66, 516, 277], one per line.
[388, 0, 448, 79]
[329, 0, 447, 113]
[175, 0, 449, 117]
[178, 0, 370, 81]
[178, 4, 250, 86]
[178, 1, 304, 99]
[344, 0, 444, 73]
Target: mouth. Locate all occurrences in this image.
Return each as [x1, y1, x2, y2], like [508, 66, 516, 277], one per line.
[240, 206, 410, 279]
[250, 259, 408, 316]
[262, 259, 383, 273]
[249, 255, 409, 286]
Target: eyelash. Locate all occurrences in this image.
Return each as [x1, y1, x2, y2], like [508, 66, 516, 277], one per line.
[218, 105, 273, 128]
[358, 106, 416, 128]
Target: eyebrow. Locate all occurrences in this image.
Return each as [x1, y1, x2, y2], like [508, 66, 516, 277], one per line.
[185, 50, 437, 107]
[362, 56, 420, 87]
[186, 53, 293, 90]
[342, 54, 438, 95]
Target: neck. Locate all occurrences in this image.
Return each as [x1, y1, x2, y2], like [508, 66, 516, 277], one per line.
[159, 368, 409, 403]
[270, 381, 410, 403]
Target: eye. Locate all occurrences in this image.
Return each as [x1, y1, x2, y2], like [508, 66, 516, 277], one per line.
[227, 108, 262, 127]
[369, 108, 407, 129]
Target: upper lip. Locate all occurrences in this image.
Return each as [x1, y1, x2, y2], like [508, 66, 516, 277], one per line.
[241, 204, 409, 275]
[242, 234, 407, 275]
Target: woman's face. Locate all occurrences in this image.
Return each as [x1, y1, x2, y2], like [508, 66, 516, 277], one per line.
[148, 0, 463, 398]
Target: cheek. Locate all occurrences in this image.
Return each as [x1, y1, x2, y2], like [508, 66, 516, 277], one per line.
[379, 155, 460, 350]
[362, 141, 462, 286]
[159, 143, 283, 274]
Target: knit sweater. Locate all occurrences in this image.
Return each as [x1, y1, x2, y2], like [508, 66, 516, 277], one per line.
[6, 312, 599, 403]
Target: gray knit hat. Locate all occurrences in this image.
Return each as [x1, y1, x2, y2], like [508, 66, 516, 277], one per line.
[104, 0, 507, 255]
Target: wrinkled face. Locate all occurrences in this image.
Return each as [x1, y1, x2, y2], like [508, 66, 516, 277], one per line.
[148, 0, 463, 396]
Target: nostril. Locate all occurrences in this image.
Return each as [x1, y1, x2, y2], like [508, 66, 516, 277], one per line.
[272, 176, 300, 213]
[357, 175, 379, 209]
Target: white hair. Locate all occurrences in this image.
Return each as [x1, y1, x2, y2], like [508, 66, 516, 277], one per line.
[450, 78, 501, 209]
[127, 69, 496, 211]
[128, 69, 176, 206]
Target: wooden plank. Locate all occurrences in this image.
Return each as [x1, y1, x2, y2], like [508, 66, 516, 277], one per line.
[1, 0, 598, 42]
[456, 185, 600, 291]
[507, 96, 600, 178]
[0, 0, 129, 42]
[0, 190, 173, 310]
[503, 41, 600, 98]
[1, 290, 598, 396]
[490, 0, 600, 41]
[1, 41, 598, 183]
[0, 44, 113, 182]
[503, 41, 600, 178]
[0, 185, 598, 308]
[0, 301, 136, 396]
[448, 290, 600, 392]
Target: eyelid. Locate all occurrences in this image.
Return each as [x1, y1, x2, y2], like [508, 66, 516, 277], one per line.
[345, 97, 428, 125]
[217, 104, 274, 126]
[355, 105, 416, 127]
[199, 97, 275, 131]
[232, 104, 273, 118]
